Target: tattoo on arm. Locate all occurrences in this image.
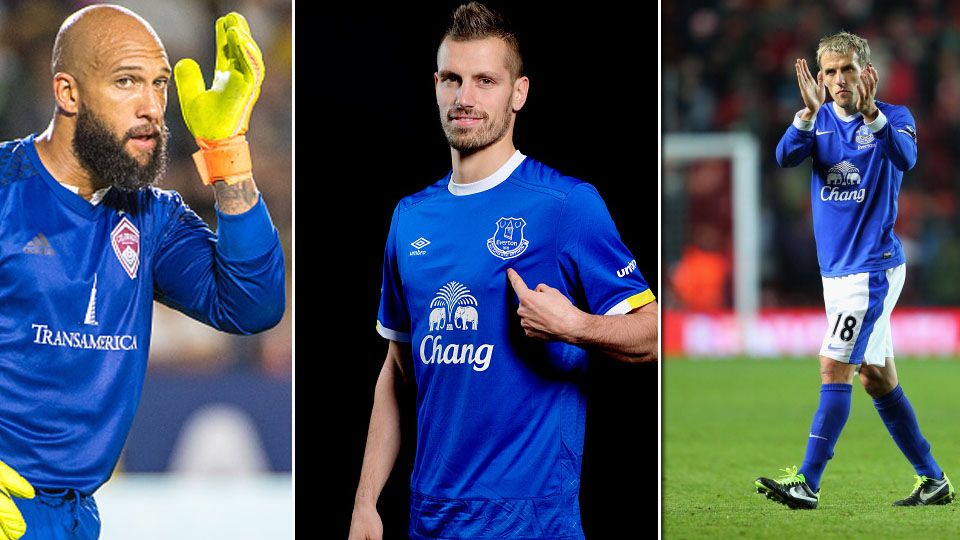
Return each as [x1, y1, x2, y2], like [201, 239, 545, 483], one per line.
[214, 178, 260, 215]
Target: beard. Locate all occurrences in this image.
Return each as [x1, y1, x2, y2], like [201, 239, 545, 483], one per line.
[440, 101, 513, 154]
[72, 105, 169, 193]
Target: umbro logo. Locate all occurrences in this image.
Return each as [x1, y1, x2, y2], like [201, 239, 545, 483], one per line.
[409, 237, 430, 256]
[411, 237, 430, 250]
[23, 233, 55, 256]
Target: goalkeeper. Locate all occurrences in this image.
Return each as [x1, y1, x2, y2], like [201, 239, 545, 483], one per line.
[0, 5, 284, 539]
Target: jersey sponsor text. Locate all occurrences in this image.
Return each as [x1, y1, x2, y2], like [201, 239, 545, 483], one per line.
[31, 323, 138, 351]
[419, 281, 493, 371]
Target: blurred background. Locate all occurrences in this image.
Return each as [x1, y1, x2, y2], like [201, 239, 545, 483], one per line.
[0, 0, 292, 537]
[663, 0, 960, 356]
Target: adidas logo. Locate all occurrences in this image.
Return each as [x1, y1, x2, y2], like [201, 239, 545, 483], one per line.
[23, 233, 55, 256]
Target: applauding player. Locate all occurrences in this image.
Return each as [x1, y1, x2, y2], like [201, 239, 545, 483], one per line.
[755, 31, 952, 510]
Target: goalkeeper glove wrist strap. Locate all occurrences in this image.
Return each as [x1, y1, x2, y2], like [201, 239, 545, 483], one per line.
[192, 135, 252, 185]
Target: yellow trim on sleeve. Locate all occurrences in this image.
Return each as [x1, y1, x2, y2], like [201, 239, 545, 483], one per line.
[627, 289, 656, 309]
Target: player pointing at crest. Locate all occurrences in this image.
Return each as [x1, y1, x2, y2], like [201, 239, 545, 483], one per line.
[755, 31, 952, 510]
[0, 4, 284, 538]
[349, 3, 657, 539]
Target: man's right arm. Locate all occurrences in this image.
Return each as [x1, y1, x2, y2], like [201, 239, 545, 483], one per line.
[775, 112, 817, 168]
[349, 340, 412, 540]
[778, 57, 824, 168]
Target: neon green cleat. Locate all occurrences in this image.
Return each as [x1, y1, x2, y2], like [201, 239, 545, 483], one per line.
[892, 473, 955, 506]
[755, 466, 819, 510]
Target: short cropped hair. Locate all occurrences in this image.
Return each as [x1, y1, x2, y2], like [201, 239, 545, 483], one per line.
[817, 31, 871, 69]
[443, 2, 523, 80]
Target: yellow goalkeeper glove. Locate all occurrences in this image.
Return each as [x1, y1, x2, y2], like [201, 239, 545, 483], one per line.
[174, 12, 265, 185]
[0, 459, 34, 540]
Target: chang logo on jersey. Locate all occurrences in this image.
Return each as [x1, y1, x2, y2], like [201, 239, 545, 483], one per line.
[111, 217, 140, 279]
[822, 161, 866, 203]
[487, 217, 529, 260]
[419, 281, 492, 372]
[855, 125, 875, 149]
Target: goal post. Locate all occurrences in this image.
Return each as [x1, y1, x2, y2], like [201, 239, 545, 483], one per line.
[663, 133, 761, 346]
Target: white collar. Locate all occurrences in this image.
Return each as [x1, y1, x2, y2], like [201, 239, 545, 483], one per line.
[60, 183, 111, 206]
[832, 101, 861, 122]
[447, 150, 526, 196]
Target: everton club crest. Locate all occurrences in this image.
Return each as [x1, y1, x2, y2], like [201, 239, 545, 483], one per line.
[111, 217, 140, 279]
[486, 217, 529, 260]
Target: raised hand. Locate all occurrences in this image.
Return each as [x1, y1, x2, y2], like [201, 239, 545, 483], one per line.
[796, 58, 826, 121]
[855, 62, 879, 121]
[174, 12, 264, 187]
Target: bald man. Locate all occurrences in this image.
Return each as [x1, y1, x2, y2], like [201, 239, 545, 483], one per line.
[0, 5, 284, 539]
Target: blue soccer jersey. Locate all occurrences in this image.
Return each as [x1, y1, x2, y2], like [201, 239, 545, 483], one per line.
[776, 100, 917, 276]
[0, 135, 285, 493]
[376, 151, 654, 539]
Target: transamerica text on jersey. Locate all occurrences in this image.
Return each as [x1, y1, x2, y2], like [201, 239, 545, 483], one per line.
[31, 324, 138, 351]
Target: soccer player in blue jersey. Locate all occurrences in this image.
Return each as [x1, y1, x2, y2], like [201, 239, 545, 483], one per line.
[755, 31, 953, 510]
[0, 5, 284, 539]
[348, 3, 657, 539]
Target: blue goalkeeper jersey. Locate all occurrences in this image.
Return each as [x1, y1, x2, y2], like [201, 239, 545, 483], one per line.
[377, 151, 654, 539]
[776, 100, 917, 276]
[0, 135, 285, 494]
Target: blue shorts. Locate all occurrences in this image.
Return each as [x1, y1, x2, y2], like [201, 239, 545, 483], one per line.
[18, 489, 100, 540]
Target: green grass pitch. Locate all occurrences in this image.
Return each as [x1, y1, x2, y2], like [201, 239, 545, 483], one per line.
[664, 357, 960, 538]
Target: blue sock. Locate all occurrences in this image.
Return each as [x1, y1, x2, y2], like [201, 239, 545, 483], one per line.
[873, 384, 942, 479]
[799, 383, 852, 492]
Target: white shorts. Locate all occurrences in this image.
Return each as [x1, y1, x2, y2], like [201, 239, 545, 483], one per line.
[819, 264, 905, 366]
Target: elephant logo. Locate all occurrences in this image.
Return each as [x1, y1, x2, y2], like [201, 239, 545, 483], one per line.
[429, 281, 479, 332]
[428, 307, 446, 331]
[454, 306, 478, 330]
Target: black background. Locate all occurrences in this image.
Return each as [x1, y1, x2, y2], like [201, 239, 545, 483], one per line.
[319, 3, 658, 537]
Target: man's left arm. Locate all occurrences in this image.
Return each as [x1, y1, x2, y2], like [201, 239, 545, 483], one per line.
[857, 63, 917, 172]
[508, 183, 657, 362]
[508, 268, 657, 362]
[153, 12, 284, 333]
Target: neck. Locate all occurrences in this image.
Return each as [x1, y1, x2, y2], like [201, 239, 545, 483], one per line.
[34, 116, 105, 200]
[450, 136, 517, 184]
[834, 100, 858, 118]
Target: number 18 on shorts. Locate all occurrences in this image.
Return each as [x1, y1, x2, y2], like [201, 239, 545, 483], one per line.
[819, 264, 905, 366]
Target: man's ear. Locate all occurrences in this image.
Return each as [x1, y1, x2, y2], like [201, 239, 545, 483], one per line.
[53, 72, 80, 115]
[512, 76, 529, 112]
